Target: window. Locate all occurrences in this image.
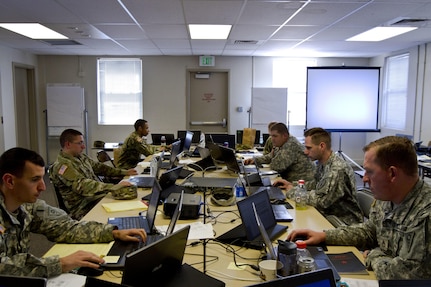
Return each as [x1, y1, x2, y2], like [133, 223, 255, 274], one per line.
[273, 59, 316, 126]
[382, 53, 409, 130]
[97, 58, 142, 125]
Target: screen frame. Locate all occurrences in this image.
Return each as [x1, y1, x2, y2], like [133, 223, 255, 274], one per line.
[306, 66, 381, 132]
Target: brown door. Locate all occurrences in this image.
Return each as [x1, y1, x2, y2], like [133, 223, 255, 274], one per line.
[188, 71, 228, 134]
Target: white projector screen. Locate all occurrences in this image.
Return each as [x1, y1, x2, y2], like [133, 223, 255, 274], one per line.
[306, 67, 380, 132]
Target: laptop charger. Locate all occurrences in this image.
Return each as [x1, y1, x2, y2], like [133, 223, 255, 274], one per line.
[164, 193, 201, 219]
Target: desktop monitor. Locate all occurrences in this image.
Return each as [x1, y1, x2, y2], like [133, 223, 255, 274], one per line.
[206, 133, 236, 149]
[236, 130, 261, 145]
[178, 130, 201, 144]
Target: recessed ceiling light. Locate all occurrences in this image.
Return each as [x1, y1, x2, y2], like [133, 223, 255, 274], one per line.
[346, 26, 417, 42]
[0, 23, 68, 39]
[189, 24, 232, 40]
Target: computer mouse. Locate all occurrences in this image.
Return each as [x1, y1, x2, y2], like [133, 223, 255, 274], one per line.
[77, 266, 104, 277]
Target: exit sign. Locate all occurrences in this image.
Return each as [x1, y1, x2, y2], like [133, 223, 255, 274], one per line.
[199, 56, 215, 66]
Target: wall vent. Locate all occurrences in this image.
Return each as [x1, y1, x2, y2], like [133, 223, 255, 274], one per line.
[233, 40, 260, 45]
[40, 39, 82, 46]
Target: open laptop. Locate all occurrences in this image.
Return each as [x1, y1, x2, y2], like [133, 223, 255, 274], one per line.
[252, 202, 277, 260]
[0, 275, 47, 287]
[244, 172, 286, 202]
[246, 268, 336, 287]
[379, 280, 431, 287]
[216, 190, 287, 249]
[163, 139, 195, 179]
[187, 146, 218, 171]
[179, 130, 194, 155]
[122, 225, 224, 287]
[127, 156, 162, 188]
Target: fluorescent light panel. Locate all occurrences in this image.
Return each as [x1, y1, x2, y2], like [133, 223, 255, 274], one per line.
[0, 23, 68, 39]
[347, 26, 417, 42]
[189, 24, 232, 39]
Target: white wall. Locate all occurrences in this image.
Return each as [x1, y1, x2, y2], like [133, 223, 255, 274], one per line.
[0, 46, 37, 152]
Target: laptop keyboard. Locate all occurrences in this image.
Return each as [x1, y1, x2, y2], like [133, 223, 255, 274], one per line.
[110, 216, 147, 230]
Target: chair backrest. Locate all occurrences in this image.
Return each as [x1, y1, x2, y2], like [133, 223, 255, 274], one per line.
[47, 165, 70, 213]
[97, 150, 115, 167]
[357, 187, 375, 218]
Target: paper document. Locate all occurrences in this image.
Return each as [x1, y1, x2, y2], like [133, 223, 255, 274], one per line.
[43, 241, 114, 258]
[102, 200, 147, 212]
[157, 222, 214, 240]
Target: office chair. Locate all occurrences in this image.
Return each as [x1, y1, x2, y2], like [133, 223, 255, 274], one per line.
[47, 165, 70, 213]
[97, 150, 115, 167]
[356, 187, 375, 219]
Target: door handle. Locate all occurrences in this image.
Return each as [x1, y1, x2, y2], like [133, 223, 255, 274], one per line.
[190, 118, 227, 127]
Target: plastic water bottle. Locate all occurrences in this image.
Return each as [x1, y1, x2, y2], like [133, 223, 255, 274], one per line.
[294, 179, 307, 210]
[235, 176, 246, 200]
[295, 240, 315, 273]
[150, 157, 158, 177]
[160, 135, 166, 147]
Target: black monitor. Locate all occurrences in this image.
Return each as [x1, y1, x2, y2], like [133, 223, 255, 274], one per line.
[177, 130, 201, 144]
[151, 133, 175, 145]
[206, 133, 235, 149]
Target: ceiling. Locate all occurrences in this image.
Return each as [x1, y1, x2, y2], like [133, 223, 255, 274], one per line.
[0, 0, 431, 58]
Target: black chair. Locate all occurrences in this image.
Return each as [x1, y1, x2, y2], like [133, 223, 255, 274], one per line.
[357, 187, 375, 219]
[47, 165, 70, 213]
[97, 150, 116, 168]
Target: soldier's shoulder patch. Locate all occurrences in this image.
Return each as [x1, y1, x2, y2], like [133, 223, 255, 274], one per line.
[0, 224, 5, 235]
[135, 136, 143, 143]
[58, 165, 68, 175]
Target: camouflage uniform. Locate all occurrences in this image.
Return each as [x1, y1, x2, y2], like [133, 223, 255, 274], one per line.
[0, 196, 116, 278]
[117, 131, 157, 169]
[49, 151, 137, 220]
[287, 152, 363, 225]
[254, 136, 314, 182]
[263, 137, 273, 155]
[325, 179, 431, 279]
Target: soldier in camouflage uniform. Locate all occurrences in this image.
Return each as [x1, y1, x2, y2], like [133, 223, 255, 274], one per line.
[275, 127, 363, 225]
[263, 121, 278, 155]
[287, 136, 431, 279]
[244, 123, 314, 182]
[0, 148, 146, 278]
[50, 129, 138, 220]
[117, 119, 159, 169]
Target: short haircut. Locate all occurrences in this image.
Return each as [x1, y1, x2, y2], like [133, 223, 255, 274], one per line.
[268, 121, 278, 129]
[363, 136, 418, 176]
[134, 119, 148, 131]
[304, 127, 332, 149]
[60, 129, 83, 148]
[270, 122, 289, 136]
[0, 148, 45, 182]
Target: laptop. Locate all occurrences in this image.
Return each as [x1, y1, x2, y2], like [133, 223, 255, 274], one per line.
[244, 172, 286, 202]
[216, 190, 287, 249]
[379, 280, 431, 287]
[179, 130, 194, 155]
[187, 146, 218, 171]
[252, 202, 277, 260]
[85, 277, 131, 287]
[128, 156, 162, 188]
[181, 176, 237, 192]
[122, 225, 224, 287]
[122, 226, 190, 286]
[246, 268, 336, 287]
[163, 140, 195, 179]
[0, 275, 47, 287]
[108, 180, 161, 232]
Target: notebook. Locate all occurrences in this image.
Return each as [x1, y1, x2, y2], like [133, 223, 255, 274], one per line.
[107, 180, 161, 232]
[216, 190, 287, 249]
[188, 147, 218, 171]
[244, 172, 286, 202]
[252, 202, 277, 260]
[122, 224, 224, 287]
[379, 280, 431, 287]
[122, 226, 190, 286]
[0, 275, 47, 287]
[246, 268, 336, 287]
[181, 176, 237, 190]
[307, 246, 341, 282]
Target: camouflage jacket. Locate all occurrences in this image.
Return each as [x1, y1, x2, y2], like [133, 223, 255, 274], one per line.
[263, 137, 273, 155]
[255, 136, 315, 182]
[325, 179, 431, 279]
[117, 131, 157, 169]
[49, 151, 137, 220]
[0, 196, 115, 278]
[290, 152, 363, 225]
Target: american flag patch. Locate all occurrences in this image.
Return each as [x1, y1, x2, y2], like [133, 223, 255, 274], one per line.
[58, 165, 68, 175]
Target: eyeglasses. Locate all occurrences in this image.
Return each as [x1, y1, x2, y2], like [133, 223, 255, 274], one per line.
[71, 141, 85, 145]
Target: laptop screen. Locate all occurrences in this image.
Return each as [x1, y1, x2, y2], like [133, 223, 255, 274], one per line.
[122, 226, 191, 287]
[181, 131, 194, 152]
[246, 268, 336, 287]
